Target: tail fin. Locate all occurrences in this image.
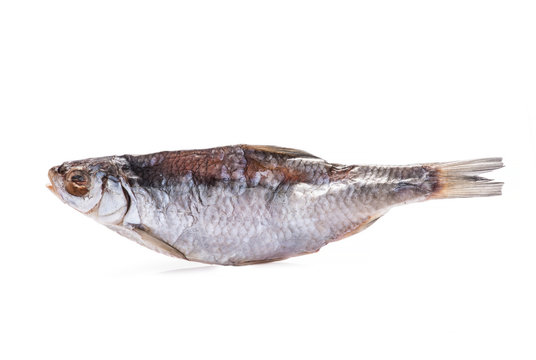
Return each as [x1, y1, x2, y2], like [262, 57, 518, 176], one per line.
[429, 158, 504, 199]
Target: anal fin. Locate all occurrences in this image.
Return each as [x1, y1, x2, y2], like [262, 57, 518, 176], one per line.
[334, 212, 386, 242]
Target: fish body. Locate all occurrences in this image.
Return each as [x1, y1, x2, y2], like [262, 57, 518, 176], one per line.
[48, 145, 503, 265]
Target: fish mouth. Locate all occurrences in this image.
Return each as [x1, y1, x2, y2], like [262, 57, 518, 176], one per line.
[47, 167, 58, 195]
[47, 181, 57, 195]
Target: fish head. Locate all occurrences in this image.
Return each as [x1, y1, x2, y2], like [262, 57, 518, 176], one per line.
[48, 156, 133, 225]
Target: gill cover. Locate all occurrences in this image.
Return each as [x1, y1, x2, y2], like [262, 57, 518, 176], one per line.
[95, 173, 141, 226]
[97, 175, 128, 224]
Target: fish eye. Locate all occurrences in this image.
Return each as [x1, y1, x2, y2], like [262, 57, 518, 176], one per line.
[65, 169, 90, 197]
[70, 174, 87, 184]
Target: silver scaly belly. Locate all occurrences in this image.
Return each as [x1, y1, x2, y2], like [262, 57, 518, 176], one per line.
[128, 169, 422, 265]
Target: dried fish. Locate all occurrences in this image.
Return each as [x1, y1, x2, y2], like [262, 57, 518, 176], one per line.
[48, 145, 503, 265]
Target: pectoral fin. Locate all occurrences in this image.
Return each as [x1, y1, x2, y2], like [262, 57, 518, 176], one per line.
[107, 224, 187, 259]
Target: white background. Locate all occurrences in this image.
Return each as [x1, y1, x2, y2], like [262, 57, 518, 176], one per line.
[1, 1, 535, 359]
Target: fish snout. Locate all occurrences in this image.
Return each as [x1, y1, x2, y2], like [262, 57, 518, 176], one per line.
[47, 166, 61, 193]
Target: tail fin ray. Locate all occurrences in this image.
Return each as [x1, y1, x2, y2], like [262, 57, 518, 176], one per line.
[429, 158, 503, 199]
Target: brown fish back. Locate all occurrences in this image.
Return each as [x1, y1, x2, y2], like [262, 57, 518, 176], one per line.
[124, 145, 337, 190]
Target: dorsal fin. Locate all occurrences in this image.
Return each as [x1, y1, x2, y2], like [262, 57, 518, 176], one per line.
[241, 145, 320, 159]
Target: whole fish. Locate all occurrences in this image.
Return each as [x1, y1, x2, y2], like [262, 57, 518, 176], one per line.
[48, 145, 503, 265]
